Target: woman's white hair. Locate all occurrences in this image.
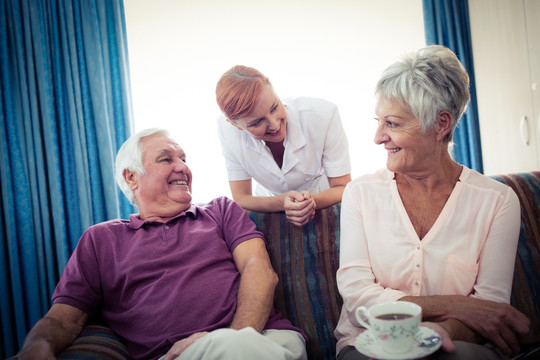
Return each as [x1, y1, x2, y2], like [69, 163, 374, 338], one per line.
[375, 45, 470, 143]
[115, 128, 170, 205]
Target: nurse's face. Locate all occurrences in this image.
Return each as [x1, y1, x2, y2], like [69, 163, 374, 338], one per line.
[229, 84, 287, 143]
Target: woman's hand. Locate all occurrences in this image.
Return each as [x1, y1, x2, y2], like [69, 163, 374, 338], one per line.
[163, 332, 208, 360]
[403, 295, 531, 356]
[449, 297, 531, 356]
[283, 191, 316, 226]
[421, 321, 456, 354]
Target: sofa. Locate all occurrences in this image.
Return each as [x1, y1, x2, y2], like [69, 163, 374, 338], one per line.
[16, 172, 539, 360]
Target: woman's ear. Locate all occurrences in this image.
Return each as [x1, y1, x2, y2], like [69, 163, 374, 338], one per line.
[436, 111, 453, 141]
[226, 118, 244, 131]
[123, 169, 139, 191]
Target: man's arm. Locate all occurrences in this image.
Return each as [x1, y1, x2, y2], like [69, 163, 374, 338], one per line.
[230, 237, 278, 331]
[163, 234, 278, 360]
[16, 303, 88, 360]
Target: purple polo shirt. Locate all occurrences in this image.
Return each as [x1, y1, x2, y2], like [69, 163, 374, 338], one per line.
[53, 197, 302, 360]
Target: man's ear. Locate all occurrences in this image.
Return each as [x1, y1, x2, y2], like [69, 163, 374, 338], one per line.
[435, 111, 453, 141]
[123, 169, 138, 191]
[226, 118, 243, 131]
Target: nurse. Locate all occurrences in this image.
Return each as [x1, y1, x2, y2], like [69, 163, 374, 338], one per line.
[216, 65, 351, 226]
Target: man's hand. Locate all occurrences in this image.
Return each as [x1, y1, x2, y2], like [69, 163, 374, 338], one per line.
[163, 332, 208, 360]
[284, 191, 316, 226]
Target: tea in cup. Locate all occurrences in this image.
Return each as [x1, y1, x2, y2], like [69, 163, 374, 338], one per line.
[355, 301, 421, 354]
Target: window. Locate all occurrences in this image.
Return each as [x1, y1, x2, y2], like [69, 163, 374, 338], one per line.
[125, 0, 425, 203]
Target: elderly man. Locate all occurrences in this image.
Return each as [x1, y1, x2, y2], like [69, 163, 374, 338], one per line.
[15, 128, 307, 360]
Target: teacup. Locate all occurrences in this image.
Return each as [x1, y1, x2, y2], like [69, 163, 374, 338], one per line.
[355, 301, 421, 354]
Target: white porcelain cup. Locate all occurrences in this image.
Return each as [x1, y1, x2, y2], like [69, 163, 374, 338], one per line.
[355, 301, 421, 354]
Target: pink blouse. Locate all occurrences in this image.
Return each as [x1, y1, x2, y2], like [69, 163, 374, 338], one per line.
[334, 167, 520, 353]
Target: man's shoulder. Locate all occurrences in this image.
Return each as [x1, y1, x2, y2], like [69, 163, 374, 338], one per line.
[83, 218, 130, 237]
[194, 196, 240, 214]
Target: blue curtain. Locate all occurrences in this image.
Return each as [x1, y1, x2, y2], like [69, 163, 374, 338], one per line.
[0, 0, 135, 357]
[422, 0, 484, 173]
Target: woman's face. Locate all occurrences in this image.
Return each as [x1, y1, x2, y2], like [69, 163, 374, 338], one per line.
[374, 96, 440, 175]
[230, 84, 287, 143]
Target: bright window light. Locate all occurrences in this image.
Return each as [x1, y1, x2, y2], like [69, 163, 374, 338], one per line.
[124, 0, 425, 203]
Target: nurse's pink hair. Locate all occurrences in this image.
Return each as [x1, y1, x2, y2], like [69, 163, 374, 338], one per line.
[216, 65, 270, 120]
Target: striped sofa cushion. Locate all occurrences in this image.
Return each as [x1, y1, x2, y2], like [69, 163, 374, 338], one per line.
[250, 204, 342, 360]
[491, 172, 540, 343]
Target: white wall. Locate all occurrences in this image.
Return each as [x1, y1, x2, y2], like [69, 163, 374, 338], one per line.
[124, 0, 425, 203]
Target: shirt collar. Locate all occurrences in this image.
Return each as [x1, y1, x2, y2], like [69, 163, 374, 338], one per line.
[127, 204, 198, 229]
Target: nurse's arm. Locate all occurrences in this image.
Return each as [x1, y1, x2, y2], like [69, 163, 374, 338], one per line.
[311, 173, 351, 209]
[229, 179, 290, 213]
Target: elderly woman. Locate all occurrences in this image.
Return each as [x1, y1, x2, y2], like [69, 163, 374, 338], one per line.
[216, 65, 351, 226]
[335, 45, 531, 360]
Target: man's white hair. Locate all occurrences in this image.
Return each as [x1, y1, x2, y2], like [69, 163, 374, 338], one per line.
[115, 128, 170, 205]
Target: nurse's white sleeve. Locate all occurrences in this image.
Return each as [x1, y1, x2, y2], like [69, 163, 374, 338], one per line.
[216, 115, 251, 181]
[321, 106, 351, 177]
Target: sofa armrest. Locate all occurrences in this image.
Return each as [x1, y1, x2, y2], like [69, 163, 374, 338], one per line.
[250, 204, 342, 360]
[491, 172, 540, 343]
[56, 314, 132, 360]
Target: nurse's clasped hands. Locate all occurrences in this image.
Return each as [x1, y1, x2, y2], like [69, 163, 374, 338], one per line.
[283, 191, 316, 227]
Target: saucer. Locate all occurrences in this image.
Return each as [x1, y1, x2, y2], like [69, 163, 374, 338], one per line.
[354, 326, 442, 360]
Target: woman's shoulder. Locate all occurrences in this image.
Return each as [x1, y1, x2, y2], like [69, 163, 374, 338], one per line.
[348, 169, 391, 188]
[461, 167, 513, 192]
[460, 167, 519, 203]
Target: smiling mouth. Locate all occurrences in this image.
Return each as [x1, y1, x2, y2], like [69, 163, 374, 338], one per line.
[387, 147, 401, 154]
[266, 125, 281, 136]
[169, 180, 188, 185]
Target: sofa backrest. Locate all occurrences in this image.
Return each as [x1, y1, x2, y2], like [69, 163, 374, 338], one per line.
[251, 204, 342, 360]
[250, 171, 540, 359]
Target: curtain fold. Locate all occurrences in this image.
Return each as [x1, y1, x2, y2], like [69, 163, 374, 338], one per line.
[422, 0, 484, 172]
[0, 0, 134, 357]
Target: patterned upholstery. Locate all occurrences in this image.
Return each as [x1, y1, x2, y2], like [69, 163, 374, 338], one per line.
[250, 204, 342, 360]
[490, 172, 540, 343]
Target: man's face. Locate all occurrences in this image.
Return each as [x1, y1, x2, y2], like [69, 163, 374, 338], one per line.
[128, 133, 193, 221]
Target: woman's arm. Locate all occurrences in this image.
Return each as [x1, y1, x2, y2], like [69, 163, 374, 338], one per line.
[229, 179, 287, 213]
[229, 180, 315, 226]
[311, 174, 351, 209]
[338, 182, 410, 324]
[400, 295, 529, 356]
